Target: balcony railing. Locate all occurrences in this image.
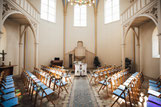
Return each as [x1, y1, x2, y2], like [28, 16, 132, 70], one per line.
[10, 0, 40, 22]
[121, 0, 157, 25]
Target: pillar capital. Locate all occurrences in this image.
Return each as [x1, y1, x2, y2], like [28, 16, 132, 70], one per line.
[136, 44, 140, 46]
[157, 33, 161, 36]
[0, 31, 3, 34]
[19, 43, 23, 45]
[34, 42, 39, 45]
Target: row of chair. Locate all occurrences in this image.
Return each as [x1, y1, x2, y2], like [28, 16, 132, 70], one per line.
[41, 65, 72, 83]
[34, 67, 69, 97]
[147, 76, 161, 107]
[90, 65, 122, 84]
[111, 72, 143, 107]
[0, 71, 19, 107]
[22, 70, 55, 107]
[98, 69, 128, 94]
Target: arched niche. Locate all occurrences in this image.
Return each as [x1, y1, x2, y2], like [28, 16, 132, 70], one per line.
[152, 27, 160, 58]
[0, 26, 7, 52]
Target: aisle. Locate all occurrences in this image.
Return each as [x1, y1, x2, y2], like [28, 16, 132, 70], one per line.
[68, 76, 98, 107]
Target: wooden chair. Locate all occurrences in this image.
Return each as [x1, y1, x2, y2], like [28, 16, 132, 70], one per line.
[55, 76, 68, 97]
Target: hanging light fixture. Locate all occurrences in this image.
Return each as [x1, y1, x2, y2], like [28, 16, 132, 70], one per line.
[68, 0, 95, 6]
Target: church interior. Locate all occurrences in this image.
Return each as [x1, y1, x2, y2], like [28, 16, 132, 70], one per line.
[0, 0, 161, 107]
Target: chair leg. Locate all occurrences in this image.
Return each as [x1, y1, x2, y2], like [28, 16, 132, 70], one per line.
[40, 97, 43, 107]
[31, 86, 34, 101]
[106, 85, 108, 94]
[124, 92, 128, 107]
[90, 77, 93, 84]
[98, 84, 103, 94]
[34, 91, 38, 107]
[58, 87, 61, 97]
[64, 86, 68, 94]
[111, 97, 120, 107]
[46, 96, 55, 106]
[69, 78, 72, 84]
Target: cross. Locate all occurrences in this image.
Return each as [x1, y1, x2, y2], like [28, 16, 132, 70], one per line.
[0, 50, 7, 61]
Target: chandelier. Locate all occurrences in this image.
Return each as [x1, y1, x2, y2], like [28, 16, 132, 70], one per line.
[68, 0, 95, 6]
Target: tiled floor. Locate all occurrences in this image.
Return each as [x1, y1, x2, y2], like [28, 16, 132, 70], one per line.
[13, 72, 152, 107]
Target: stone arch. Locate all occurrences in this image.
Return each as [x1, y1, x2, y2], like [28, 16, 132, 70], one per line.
[1, 10, 38, 74]
[2, 11, 37, 43]
[123, 13, 158, 43]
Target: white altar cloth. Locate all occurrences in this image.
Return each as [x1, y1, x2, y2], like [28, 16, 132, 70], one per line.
[74, 62, 87, 76]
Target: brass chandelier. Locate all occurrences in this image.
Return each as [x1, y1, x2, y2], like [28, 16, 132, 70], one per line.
[68, 0, 95, 6]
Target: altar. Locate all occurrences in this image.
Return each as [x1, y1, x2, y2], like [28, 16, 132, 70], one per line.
[74, 61, 87, 76]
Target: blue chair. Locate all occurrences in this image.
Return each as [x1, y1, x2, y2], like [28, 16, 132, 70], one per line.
[149, 85, 161, 92]
[149, 82, 161, 87]
[38, 88, 55, 106]
[56, 78, 68, 97]
[1, 91, 16, 101]
[1, 97, 19, 107]
[148, 95, 161, 106]
[111, 88, 130, 107]
[0, 87, 15, 95]
[147, 101, 161, 107]
[148, 89, 161, 97]
[98, 78, 111, 94]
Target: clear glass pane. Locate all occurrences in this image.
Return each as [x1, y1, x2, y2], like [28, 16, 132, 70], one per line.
[42, 0, 48, 5]
[41, 4, 48, 13]
[41, 12, 48, 20]
[49, 0, 56, 8]
[113, 0, 119, 7]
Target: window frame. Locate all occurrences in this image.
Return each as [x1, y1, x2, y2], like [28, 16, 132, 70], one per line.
[40, 0, 57, 23]
[152, 27, 160, 58]
[73, 5, 87, 27]
[104, 0, 120, 24]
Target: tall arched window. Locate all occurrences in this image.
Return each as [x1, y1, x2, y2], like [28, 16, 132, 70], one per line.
[104, 0, 120, 24]
[152, 27, 160, 58]
[41, 0, 56, 23]
[74, 5, 87, 27]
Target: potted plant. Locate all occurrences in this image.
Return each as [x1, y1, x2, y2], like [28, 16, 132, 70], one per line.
[93, 56, 101, 68]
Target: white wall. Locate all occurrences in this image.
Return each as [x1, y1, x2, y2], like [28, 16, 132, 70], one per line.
[97, 0, 132, 66]
[4, 20, 19, 75]
[65, 5, 95, 53]
[140, 21, 160, 78]
[38, 0, 64, 66]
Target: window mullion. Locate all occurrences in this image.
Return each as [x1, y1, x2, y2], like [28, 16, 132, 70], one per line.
[47, 0, 48, 20]
[111, 0, 113, 21]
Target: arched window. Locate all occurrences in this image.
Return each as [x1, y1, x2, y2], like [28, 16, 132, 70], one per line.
[74, 5, 87, 27]
[104, 0, 120, 24]
[152, 27, 160, 58]
[41, 0, 56, 23]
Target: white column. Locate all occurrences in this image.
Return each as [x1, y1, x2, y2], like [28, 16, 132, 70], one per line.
[122, 43, 126, 69]
[35, 42, 39, 68]
[158, 0, 161, 75]
[19, 43, 24, 74]
[122, 27, 125, 69]
[0, 0, 3, 50]
[0, 0, 3, 32]
[35, 24, 39, 68]
[136, 44, 140, 72]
